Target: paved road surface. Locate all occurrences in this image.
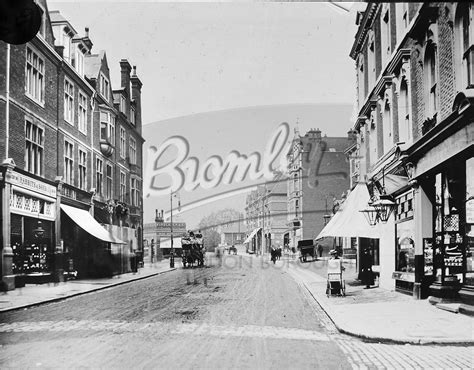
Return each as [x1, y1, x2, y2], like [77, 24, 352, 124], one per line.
[0, 254, 472, 369]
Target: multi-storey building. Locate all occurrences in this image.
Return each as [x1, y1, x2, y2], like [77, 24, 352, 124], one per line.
[244, 177, 292, 254]
[285, 128, 354, 250]
[0, 1, 144, 290]
[349, 3, 473, 304]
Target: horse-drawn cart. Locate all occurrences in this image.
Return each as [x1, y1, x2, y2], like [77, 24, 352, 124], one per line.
[297, 239, 317, 262]
[181, 231, 205, 268]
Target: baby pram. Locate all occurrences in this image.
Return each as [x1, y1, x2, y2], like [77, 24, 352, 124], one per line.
[326, 258, 346, 297]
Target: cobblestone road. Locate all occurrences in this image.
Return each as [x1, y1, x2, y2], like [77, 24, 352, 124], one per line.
[0, 254, 472, 369]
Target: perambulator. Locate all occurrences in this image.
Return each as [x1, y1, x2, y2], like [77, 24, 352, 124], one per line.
[326, 258, 346, 297]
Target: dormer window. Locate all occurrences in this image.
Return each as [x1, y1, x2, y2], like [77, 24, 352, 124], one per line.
[130, 106, 136, 125]
[62, 30, 72, 64]
[73, 46, 85, 76]
[120, 95, 126, 114]
[99, 73, 110, 101]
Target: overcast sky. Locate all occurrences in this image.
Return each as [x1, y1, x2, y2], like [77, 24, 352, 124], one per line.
[48, 1, 362, 229]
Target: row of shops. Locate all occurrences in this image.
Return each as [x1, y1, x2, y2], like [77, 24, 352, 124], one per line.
[317, 91, 473, 304]
[1, 164, 141, 290]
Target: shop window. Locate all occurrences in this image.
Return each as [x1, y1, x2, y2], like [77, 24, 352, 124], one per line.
[12, 217, 53, 275]
[465, 157, 474, 285]
[433, 163, 466, 285]
[396, 220, 415, 272]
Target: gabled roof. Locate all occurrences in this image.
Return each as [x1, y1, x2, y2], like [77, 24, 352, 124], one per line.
[84, 50, 106, 80]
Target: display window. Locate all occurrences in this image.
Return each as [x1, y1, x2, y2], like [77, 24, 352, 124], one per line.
[11, 215, 54, 275]
[465, 157, 474, 286]
[432, 159, 466, 285]
[396, 219, 415, 272]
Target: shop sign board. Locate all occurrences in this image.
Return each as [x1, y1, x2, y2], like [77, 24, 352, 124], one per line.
[10, 172, 56, 198]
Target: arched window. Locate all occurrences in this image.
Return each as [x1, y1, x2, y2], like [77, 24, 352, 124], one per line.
[424, 42, 438, 118]
[368, 31, 376, 92]
[455, 3, 473, 89]
[382, 99, 392, 154]
[358, 54, 365, 108]
[398, 77, 411, 144]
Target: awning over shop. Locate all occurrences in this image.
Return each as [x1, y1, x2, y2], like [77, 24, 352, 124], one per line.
[243, 227, 261, 244]
[159, 237, 182, 249]
[60, 204, 125, 244]
[379, 174, 409, 195]
[316, 182, 380, 240]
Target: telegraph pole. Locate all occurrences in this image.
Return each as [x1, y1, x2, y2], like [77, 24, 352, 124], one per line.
[170, 191, 175, 268]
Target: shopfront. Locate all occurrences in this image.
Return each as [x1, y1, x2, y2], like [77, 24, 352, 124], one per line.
[406, 90, 474, 302]
[392, 190, 416, 294]
[9, 170, 57, 286]
[422, 153, 474, 302]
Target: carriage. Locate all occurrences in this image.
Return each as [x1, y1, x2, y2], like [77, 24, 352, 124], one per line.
[181, 231, 205, 268]
[297, 239, 317, 262]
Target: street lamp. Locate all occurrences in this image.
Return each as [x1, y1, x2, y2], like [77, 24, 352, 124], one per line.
[169, 191, 180, 268]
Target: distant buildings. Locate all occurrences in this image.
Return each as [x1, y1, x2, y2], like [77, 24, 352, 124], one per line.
[0, 0, 144, 290]
[245, 179, 287, 254]
[143, 210, 187, 261]
[285, 128, 355, 250]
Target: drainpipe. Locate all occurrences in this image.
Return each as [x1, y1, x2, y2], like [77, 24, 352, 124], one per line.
[5, 44, 10, 160]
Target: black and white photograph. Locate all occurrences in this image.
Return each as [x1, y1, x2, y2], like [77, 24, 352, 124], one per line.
[0, 1, 473, 368]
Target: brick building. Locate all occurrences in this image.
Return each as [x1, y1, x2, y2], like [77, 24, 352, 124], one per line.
[348, 3, 473, 304]
[285, 127, 354, 251]
[0, 1, 144, 290]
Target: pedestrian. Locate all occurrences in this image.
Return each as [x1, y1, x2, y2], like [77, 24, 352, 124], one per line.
[317, 244, 323, 258]
[360, 247, 374, 289]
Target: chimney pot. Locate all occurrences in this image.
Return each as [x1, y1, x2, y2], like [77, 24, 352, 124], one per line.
[132, 66, 137, 76]
[85, 27, 89, 37]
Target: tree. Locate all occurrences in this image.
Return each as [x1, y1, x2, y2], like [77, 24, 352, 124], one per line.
[197, 208, 242, 251]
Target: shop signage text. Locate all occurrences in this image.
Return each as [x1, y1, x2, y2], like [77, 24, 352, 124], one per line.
[10, 172, 56, 198]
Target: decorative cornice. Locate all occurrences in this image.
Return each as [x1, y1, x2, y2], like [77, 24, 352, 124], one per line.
[386, 49, 411, 75]
[350, 3, 380, 60]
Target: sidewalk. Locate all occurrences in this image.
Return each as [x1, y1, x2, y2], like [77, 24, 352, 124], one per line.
[0, 260, 175, 313]
[287, 258, 474, 345]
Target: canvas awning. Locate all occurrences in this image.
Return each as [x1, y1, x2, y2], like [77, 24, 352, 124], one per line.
[316, 183, 381, 240]
[159, 237, 182, 249]
[60, 204, 125, 244]
[243, 227, 261, 244]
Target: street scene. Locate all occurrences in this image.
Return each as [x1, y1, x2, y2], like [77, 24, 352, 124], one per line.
[1, 1, 474, 369]
[1, 253, 473, 369]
